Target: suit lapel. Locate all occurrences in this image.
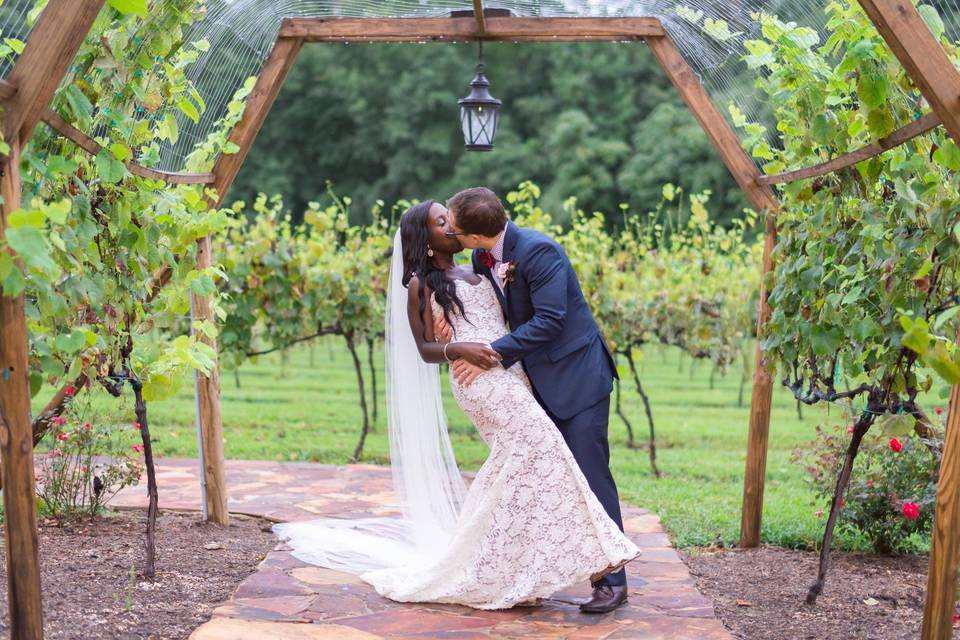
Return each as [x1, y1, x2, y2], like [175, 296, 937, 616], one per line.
[473, 248, 507, 314]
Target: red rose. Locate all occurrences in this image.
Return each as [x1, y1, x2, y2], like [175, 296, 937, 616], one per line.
[902, 501, 920, 520]
[846, 426, 854, 433]
[479, 251, 496, 269]
[936, 407, 943, 415]
[839, 499, 845, 508]
[132, 421, 141, 430]
[889, 437, 903, 453]
[57, 432, 70, 442]
[132, 444, 144, 454]
[83, 422, 92, 430]
[66, 385, 76, 396]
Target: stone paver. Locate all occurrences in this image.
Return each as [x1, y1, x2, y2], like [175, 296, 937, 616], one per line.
[110, 459, 731, 639]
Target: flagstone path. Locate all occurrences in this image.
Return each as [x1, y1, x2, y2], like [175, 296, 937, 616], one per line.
[110, 459, 732, 639]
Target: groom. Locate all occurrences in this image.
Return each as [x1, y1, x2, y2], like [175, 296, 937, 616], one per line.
[440, 187, 629, 614]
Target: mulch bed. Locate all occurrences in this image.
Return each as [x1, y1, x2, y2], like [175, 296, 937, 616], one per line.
[684, 545, 955, 640]
[0, 509, 277, 639]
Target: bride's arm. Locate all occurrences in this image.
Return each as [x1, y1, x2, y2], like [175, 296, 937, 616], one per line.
[406, 276, 500, 367]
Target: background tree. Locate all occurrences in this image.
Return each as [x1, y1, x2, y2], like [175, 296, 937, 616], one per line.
[227, 41, 751, 228]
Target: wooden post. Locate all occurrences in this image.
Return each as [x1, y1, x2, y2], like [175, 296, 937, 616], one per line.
[191, 232, 229, 526]
[739, 212, 777, 548]
[923, 366, 960, 638]
[646, 33, 779, 547]
[0, 3, 105, 638]
[191, 36, 302, 525]
[857, 0, 960, 145]
[0, 137, 43, 640]
[923, 329, 960, 638]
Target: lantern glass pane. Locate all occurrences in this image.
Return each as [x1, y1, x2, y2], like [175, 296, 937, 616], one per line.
[460, 106, 473, 142]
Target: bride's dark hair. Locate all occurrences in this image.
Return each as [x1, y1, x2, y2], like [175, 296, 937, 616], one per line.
[400, 200, 467, 338]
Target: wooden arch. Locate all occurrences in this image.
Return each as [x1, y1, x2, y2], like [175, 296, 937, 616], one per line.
[2, 2, 960, 638]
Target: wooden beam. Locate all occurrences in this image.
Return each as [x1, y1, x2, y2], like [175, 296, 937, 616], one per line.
[41, 108, 214, 184]
[0, 79, 17, 101]
[759, 111, 942, 185]
[472, 0, 486, 35]
[190, 35, 303, 527]
[279, 17, 666, 42]
[4, 0, 105, 145]
[857, 0, 960, 146]
[644, 33, 779, 548]
[924, 349, 960, 639]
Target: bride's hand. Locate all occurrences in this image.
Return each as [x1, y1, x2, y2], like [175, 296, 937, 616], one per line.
[449, 342, 501, 369]
[452, 359, 486, 386]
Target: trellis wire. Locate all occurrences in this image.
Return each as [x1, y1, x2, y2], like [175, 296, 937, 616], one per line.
[5, 1, 960, 173]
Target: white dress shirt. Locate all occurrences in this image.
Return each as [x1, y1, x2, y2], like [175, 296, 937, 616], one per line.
[488, 230, 506, 293]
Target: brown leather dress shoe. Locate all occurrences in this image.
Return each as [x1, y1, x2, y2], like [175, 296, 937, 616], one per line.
[579, 585, 628, 614]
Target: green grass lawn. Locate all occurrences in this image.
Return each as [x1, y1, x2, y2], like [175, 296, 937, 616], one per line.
[50, 337, 879, 550]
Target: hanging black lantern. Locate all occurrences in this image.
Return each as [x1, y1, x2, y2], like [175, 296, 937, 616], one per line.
[459, 56, 501, 152]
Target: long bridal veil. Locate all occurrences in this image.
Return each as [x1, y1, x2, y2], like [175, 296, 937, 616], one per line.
[272, 230, 466, 574]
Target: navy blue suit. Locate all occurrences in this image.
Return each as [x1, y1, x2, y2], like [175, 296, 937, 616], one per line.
[474, 221, 627, 587]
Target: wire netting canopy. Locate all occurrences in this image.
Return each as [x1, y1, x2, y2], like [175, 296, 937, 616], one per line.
[3, 0, 960, 172]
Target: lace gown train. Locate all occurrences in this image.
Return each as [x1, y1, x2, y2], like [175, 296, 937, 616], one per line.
[361, 277, 640, 609]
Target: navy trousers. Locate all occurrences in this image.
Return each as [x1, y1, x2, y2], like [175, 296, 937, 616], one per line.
[541, 392, 627, 587]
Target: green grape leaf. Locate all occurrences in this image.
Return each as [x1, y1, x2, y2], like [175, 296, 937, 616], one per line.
[29, 372, 43, 398]
[176, 95, 200, 124]
[6, 226, 53, 271]
[918, 5, 946, 40]
[46, 155, 77, 175]
[108, 0, 148, 16]
[877, 413, 915, 437]
[928, 342, 960, 384]
[8, 208, 45, 229]
[934, 139, 960, 171]
[857, 70, 888, 110]
[810, 324, 842, 356]
[95, 149, 126, 183]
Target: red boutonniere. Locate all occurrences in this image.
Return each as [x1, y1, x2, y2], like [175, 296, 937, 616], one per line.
[479, 250, 496, 269]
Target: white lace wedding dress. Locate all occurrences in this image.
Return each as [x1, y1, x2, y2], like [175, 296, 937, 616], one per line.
[361, 276, 641, 609]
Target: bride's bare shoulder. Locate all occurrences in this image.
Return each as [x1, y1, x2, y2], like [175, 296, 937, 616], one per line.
[406, 274, 433, 303]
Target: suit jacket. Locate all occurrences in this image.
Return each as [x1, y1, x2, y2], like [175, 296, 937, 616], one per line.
[474, 221, 617, 421]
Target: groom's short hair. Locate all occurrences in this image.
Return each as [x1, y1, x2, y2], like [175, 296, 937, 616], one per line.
[447, 187, 507, 237]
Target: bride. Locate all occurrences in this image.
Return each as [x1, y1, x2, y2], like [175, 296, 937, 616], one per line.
[273, 200, 640, 610]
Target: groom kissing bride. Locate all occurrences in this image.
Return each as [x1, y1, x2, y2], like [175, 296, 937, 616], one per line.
[274, 187, 639, 614]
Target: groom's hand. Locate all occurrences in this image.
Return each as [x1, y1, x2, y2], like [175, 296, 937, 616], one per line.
[450, 342, 501, 369]
[434, 313, 454, 343]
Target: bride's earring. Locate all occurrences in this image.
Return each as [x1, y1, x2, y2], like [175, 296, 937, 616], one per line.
[427, 246, 435, 257]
